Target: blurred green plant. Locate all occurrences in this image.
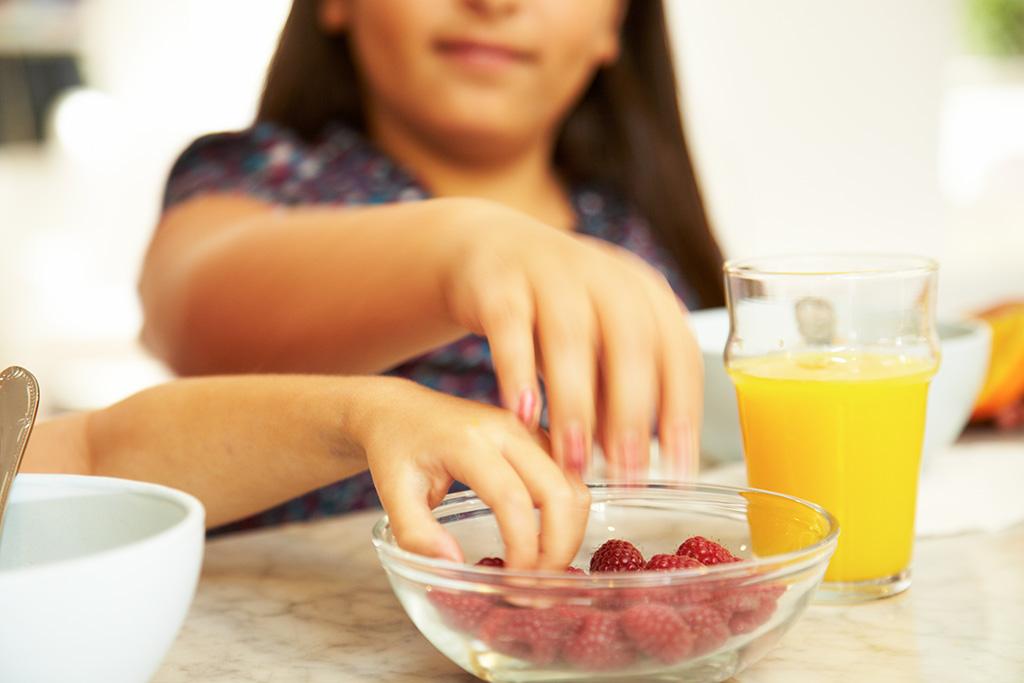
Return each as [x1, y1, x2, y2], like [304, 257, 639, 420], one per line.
[966, 0, 1024, 56]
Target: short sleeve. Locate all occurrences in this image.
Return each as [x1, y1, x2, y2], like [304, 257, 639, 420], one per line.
[162, 123, 315, 210]
[574, 186, 700, 310]
[619, 211, 700, 309]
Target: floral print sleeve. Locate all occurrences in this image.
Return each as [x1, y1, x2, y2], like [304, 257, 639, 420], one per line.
[163, 122, 427, 211]
[162, 124, 319, 209]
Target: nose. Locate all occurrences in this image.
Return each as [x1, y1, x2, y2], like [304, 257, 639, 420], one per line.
[463, 0, 520, 18]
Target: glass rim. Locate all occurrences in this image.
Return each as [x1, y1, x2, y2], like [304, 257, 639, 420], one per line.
[724, 253, 938, 278]
[371, 481, 840, 587]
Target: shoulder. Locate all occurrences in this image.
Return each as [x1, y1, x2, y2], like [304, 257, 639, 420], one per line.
[173, 123, 289, 167]
[164, 121, 422, 209]
[168, 122, 361, 180]
[163, 122, 370, 209]
[573, 183, 654, 251]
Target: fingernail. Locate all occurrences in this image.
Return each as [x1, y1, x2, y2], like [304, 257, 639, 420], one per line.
[439, 533, 464, 564]
[683, 421, 699, 479]
[621, 431, 640, 481]
[660, 427, 681, 480]
[564, 424, 586, 474]
[517, 389, 538, 427]
[665, 423, 688, 480]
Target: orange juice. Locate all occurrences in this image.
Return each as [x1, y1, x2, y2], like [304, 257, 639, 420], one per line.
[730, 352, 936, 583]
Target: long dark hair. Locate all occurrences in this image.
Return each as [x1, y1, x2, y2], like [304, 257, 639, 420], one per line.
[258, 1, 725, 307]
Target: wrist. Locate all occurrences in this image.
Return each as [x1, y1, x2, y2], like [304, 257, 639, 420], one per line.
[335, 375, 414, 455]
[427, 196, 508, 265]
[425, 197, 523, 327]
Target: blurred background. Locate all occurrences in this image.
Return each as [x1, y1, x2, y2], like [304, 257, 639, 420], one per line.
[1, 0, 1022, 415]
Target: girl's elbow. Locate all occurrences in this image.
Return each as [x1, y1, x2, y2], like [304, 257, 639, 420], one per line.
[139, 292, 224, 377]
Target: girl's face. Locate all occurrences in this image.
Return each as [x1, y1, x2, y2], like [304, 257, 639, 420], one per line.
[321, 0, 623, 155]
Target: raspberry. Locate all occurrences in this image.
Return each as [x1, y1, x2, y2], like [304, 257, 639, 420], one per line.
[565, 566, 587, 575]
[428, 590, 493, 634]
[715, 583, 781, 617]
[728, 598, 776, 635]
[646, 583, 715, 608]
[590, 539, 644, 573]
[552, 604, 595, 631]
[676, 536, 740, 566]
[562, 611, 636, 670]
[638, 555, 711, 607]
[620, 604, 695, 664]
[593, 586, 653, 611]
[677, 604, 731, 655]
[715, 584, 779, 635]
[475, 557, 505, 568]
[645, 553, 705, 572]
[764, 582, 787, 600]
[478, 607, 573, 665]
[715, 588, 763, 615]
[591, 555, 706, 610]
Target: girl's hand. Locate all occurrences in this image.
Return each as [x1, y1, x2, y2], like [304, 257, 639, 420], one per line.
[441, 200, 702, 480]
[358, 378, 591, 570]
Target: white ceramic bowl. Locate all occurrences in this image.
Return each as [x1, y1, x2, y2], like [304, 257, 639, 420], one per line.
[690, 307, 992, 464]
[0, 474, 205, 683]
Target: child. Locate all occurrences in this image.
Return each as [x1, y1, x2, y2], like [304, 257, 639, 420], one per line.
[139, 0, 723, 527]
[22, 375, 589, 570]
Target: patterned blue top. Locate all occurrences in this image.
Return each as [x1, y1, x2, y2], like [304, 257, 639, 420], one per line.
[163, 122, 696, 531]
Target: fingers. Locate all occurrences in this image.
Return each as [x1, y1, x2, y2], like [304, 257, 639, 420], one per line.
[627, 269, 703, 480]
[502, 432, 591, 570]
[444, 446, 541, 569]
[592, 282, 658, 480]
[655, 298, 703, 480]
[477, 272, 542, 428]
[378, 469, 465, 564]
[471, 234, 702, 488]
[536, 281, 597, 475]
[594, 249, 703, 482]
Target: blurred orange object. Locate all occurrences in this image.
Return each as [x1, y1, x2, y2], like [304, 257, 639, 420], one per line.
[971, 301, 1024, 424]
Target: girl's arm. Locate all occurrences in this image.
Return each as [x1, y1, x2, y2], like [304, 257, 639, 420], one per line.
[141, 194, 703, 481]
[24, 376, 373, 527]
[140, 195, 475, 377]
[22, 375, 589, 570]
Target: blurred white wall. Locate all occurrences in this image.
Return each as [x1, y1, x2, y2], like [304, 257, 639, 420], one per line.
[78, 0, 291, 136]
[0, 0, 1021, 412]
[0, 0, 290, 411]
[668, 0, 956, 257]
[667, 0, 1024, 316]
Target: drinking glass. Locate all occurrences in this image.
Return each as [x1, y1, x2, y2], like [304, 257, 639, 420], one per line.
[724, 254, 939, 603]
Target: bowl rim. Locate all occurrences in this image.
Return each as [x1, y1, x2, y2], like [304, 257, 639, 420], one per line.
[372, 481, 839, 586]
[0, 473, 205, 579]
[935, 317, 992, 345]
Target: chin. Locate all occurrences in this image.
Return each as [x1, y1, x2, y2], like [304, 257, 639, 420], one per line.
[421, 105, 549, 160]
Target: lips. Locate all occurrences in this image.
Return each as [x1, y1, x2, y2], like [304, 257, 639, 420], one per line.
[434, 39, 536, 69]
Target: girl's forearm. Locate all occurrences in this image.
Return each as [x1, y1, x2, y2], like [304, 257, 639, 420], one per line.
[140, 195, 487, 376]
[74, 375, 382, 527]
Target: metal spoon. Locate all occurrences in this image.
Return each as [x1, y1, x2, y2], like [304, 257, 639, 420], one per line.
[0, 366, 40, 543]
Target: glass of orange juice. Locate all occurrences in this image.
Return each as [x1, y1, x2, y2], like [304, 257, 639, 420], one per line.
[724, 255, 939, 603]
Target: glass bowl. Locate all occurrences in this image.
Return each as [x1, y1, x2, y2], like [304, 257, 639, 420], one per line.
[372, 483, 838, 682]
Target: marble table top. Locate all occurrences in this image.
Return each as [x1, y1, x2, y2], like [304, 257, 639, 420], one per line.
[153, 507, 1024, 683]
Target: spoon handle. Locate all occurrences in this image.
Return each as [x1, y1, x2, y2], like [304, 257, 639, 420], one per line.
[0, 366, 40, 538]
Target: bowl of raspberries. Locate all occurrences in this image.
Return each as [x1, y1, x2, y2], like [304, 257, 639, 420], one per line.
[372, 482, 838, 682]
